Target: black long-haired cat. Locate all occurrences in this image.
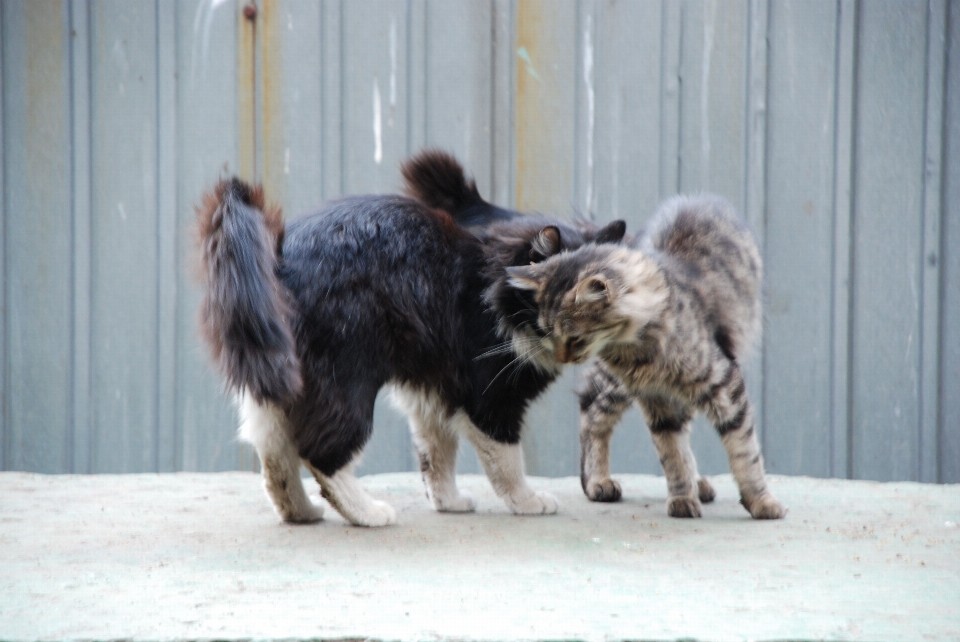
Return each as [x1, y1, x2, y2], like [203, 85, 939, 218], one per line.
[196, 152, 626, 526]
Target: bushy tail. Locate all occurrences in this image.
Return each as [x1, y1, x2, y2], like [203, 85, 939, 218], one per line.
[400, 149, 485, 217]
[196, 178, 302, 403]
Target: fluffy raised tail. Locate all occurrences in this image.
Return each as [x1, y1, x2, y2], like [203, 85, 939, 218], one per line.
[196, 178, 302, 403]
[401, 149, 483, 212]
[401, 149, 516, 228]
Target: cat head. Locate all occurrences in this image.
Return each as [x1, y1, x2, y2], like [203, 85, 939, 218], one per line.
[503, 245, 668, 364]
[481, 220, 629, 368]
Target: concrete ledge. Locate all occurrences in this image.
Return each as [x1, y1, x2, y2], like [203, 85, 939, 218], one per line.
[1, 472, 958, 641]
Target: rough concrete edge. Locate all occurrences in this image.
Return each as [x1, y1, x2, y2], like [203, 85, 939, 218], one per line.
[0, 636, 873, 642]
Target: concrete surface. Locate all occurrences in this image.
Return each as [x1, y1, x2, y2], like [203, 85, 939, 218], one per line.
[1, 472, 958, 642]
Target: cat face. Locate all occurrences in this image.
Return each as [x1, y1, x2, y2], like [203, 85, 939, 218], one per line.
[480, 218, 628, 370]
[505, 245, 667, 364]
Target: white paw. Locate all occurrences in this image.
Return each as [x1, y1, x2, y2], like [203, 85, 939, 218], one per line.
[433, 491, 477, 513]
[282, 502, 325, 524]
[507, 490, 559, 515]
[349, 499, 397, 527]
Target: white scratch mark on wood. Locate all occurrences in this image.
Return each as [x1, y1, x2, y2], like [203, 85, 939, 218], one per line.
[701, 0, 716, 183]
[583, 15, 595, 214]
[389, 18, 397, 107]
[373, 78, 383, 165]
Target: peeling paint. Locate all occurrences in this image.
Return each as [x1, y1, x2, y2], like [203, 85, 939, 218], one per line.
[517, 46, 541, 82]
[583, 15, 594, 214]
[261, 0, 285, 205]
[389, 18, 397, 108]
[192, 0, 229, 83]
[373, 78, 383, 164]
[237, 0, 256, 181]
[701, 0, 716, 182]
[515, 0, 573, 216]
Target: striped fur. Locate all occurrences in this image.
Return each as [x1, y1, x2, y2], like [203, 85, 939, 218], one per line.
[508, 195, 785, 520]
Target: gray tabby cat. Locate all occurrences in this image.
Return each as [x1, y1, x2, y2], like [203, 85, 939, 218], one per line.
[506, 194, 786, 520]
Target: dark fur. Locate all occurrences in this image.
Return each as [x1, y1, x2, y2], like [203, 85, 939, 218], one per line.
[197, 179, 301, 403]
[197, 175, 626, 478]
[401, 149, 628, 341]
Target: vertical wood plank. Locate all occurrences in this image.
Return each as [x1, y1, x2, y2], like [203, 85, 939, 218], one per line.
[418, 0, 496, 476]
[514, 0, 577, 215]
[320, 0, 342, 200]
[659, 0, 682, 200]
[939, 0, 960, 483]
[761, 0, 837, 477]
[589, 0, 664, 226]
[341, 0, 410, 195]
[89, 0, 160, 472]
[586, 0, 671, 478]
[742, 0, 767, 467]
[677, 0, 748, 204]
[918, 0, 947, 483]
[2, 0, 73, 473]
[342, 0, 416, 474]
[156, 0, 178, 472]
[407, 0, 426, 155]
[679, 0, 750, 476]
[259, 0, 286, 208]
[831, 0, 857, 478]
[850, 0, 927, 481]
[175, 0, 245, 472]
[513, 0, 581, 476]
[273, 0, 322, 215]
[0, 0, 6, 470]
[423, 0, 492, 193]
[70, 0, 93, 473]
[491, 0, 514, 206]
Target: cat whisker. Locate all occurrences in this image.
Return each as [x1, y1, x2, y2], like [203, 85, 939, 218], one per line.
[482, 355, 527, 395]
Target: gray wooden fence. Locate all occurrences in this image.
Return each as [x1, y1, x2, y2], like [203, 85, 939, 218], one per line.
[2, 0, 958, 482]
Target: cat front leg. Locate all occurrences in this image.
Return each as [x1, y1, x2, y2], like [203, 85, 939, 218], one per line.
[638, 395, 704, 518]
[237, 393, 325, 524]
[703, 365, 786, 520]
[457, 414, 558, 515]
[389, 386, 476, 513]
[578, 361, 633, 502]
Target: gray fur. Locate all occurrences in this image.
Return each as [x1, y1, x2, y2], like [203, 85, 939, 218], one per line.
[507, 194, 785, 520]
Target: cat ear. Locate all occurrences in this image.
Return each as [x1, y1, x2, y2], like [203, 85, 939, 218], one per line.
[575, 275, 611, 304]
[594, 220, 627, 245]
[529, 226, 562, 262]
[506, 265, 543, 291]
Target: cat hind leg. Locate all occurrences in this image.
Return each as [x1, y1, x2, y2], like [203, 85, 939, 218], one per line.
[390, 386, 475, 513]
[237, 392, 324, 524]
[705, 365, 786, 520]
[457, 413, 558, 515]
[307, 461, 397, 527]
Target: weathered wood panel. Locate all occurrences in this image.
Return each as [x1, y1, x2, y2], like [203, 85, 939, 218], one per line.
[2, 0, 73, 473]
[940, 0, 960, 484]
[1, 0, 956, 483]
[849, 1, 928, 481]
[174, 0, 248, 472]
[762, 0, 838, 477]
